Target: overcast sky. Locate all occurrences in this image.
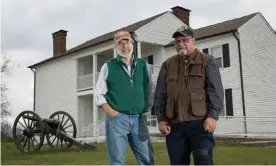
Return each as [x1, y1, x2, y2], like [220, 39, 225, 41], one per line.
[1, 0, 276, 123]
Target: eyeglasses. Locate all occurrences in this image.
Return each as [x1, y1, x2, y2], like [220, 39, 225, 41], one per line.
[174, 37, 192, 44]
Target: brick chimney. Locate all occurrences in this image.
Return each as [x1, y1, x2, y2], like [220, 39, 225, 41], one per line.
[52, 30, 67, 57]
[171, 6, 191, 26]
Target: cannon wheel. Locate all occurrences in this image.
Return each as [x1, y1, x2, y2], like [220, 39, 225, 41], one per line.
[12, 110, 45, 152]
[46, 111, 77, 148]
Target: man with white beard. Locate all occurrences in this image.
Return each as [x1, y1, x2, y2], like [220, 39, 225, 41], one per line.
[94, 31, 155, 165]
[154, 26, 224, 165]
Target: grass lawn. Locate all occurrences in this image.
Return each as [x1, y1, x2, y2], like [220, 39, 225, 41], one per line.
[1, 140, 276, 165]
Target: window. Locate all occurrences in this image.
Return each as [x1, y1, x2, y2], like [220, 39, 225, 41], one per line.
[205, 43, 230, 68]
[211, 46, 223, 68]
[203, 48, 209, 54]
[78, 56, 93, 76]
[145, 55, 154, 73]
[225, 89, 233, 116]
[148, 55, 153, 65]
[219, 88, 234, 117]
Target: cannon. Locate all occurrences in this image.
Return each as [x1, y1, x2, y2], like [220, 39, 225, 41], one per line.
[12, 110, 96, 152]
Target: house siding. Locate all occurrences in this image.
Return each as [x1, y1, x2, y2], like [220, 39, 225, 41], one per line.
[238, 14, 276, 133]
[239, 14, 276, 117]
[35, 55, 78, 124]
[135, 12, 186, 45]
[141, 45, 165, 77]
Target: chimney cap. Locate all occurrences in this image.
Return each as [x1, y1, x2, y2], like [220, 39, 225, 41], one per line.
[52, 29, 68, 36]
[171, 6, 191, 12]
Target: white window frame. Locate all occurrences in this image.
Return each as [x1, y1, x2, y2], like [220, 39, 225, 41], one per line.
[210, 45, 224, 69]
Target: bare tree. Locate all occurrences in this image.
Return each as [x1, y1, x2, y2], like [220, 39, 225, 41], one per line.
[1, 52, 15, 140]
[1, 53, 12, 120]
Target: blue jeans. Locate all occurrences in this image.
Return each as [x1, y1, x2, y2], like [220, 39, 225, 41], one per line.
[105, 112, 154, 165]
[166, 120, 215, 165]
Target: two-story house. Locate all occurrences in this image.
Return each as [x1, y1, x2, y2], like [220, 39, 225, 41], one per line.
[28, 6, 276, 141]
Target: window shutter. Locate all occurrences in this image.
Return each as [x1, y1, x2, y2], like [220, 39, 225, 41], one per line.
[222, 43, 230, 67]
[203, 48, 209, 54]
[225, 89, 233, 116]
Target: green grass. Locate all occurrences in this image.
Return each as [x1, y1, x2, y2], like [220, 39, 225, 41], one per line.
[1, 140, 276, 165]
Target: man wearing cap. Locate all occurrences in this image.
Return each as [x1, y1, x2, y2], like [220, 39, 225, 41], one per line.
[153, 26, 224, 165]
[94, 30, 155, 165]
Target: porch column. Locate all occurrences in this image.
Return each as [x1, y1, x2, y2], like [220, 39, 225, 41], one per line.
[92, 54, 98, 136]
[113, 48, 117, 58]
[137, 41, 141, 58]
[92, 54, 98, 87]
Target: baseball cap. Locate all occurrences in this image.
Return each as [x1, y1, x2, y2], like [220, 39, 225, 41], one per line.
[114, 31, 133, 44]
[172, 26, 194, 38]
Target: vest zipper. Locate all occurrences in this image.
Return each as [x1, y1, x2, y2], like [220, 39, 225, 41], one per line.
[118, 62, 136, 112]
[131, 77, 134, 111]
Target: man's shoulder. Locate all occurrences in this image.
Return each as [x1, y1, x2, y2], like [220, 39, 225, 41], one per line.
[107, 57, 117, 63]
[163, 54, 178, 65]
[136, 58, 148, 68]
[137, 58, 147, 63]
[195, 50, 212, 66]
[106, 58, 117, 65]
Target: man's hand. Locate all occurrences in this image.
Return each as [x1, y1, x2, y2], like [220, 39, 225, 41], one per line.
[108, 110, 119, 117]
[204, 118, 217, 132]
[101, 103, 119, 117]
[158, 121, 171, 136]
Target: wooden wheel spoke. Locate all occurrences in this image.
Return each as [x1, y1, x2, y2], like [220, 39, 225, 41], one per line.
[27, 113, 30, 128]
[31, 137, 36, 150]
[30, 114, 34, 128]
[16, 135, 26, 146]
[61, 114, 65, 124]
[28, 138, 31, 152]
[16, 128, 24, 131]
[56, 138, 60, 147]
[62, 118, 69, 128]
[22, 116, 28, 128]
[65, 131, 74, 133]
[18, 121, 27, 130]
[22, 137, 28, 151]
[63, 124, 73, 130]
[51, 136, 57, 145]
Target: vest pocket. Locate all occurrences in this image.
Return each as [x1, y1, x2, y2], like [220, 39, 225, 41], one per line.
[188, 66, 204, 88]
[189, 63, 203, 76]
[190, 92, 207, 117]
[166, 76, 178, 96]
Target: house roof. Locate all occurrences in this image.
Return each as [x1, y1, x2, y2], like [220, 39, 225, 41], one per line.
[165, 12, 259, 47]
[29, 11, 259, 68]
[29, 12, 166, 69]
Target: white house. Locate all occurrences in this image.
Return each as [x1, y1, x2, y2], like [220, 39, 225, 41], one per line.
[28, 6, 276, 140]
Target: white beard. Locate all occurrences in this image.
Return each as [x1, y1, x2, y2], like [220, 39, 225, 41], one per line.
[116, 49, 133, 59]
[121, 52, 132, 58]
[179, 49, 187, 56]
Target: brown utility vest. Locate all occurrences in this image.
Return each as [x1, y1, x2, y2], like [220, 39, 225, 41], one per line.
[165, 49, 209, 123]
